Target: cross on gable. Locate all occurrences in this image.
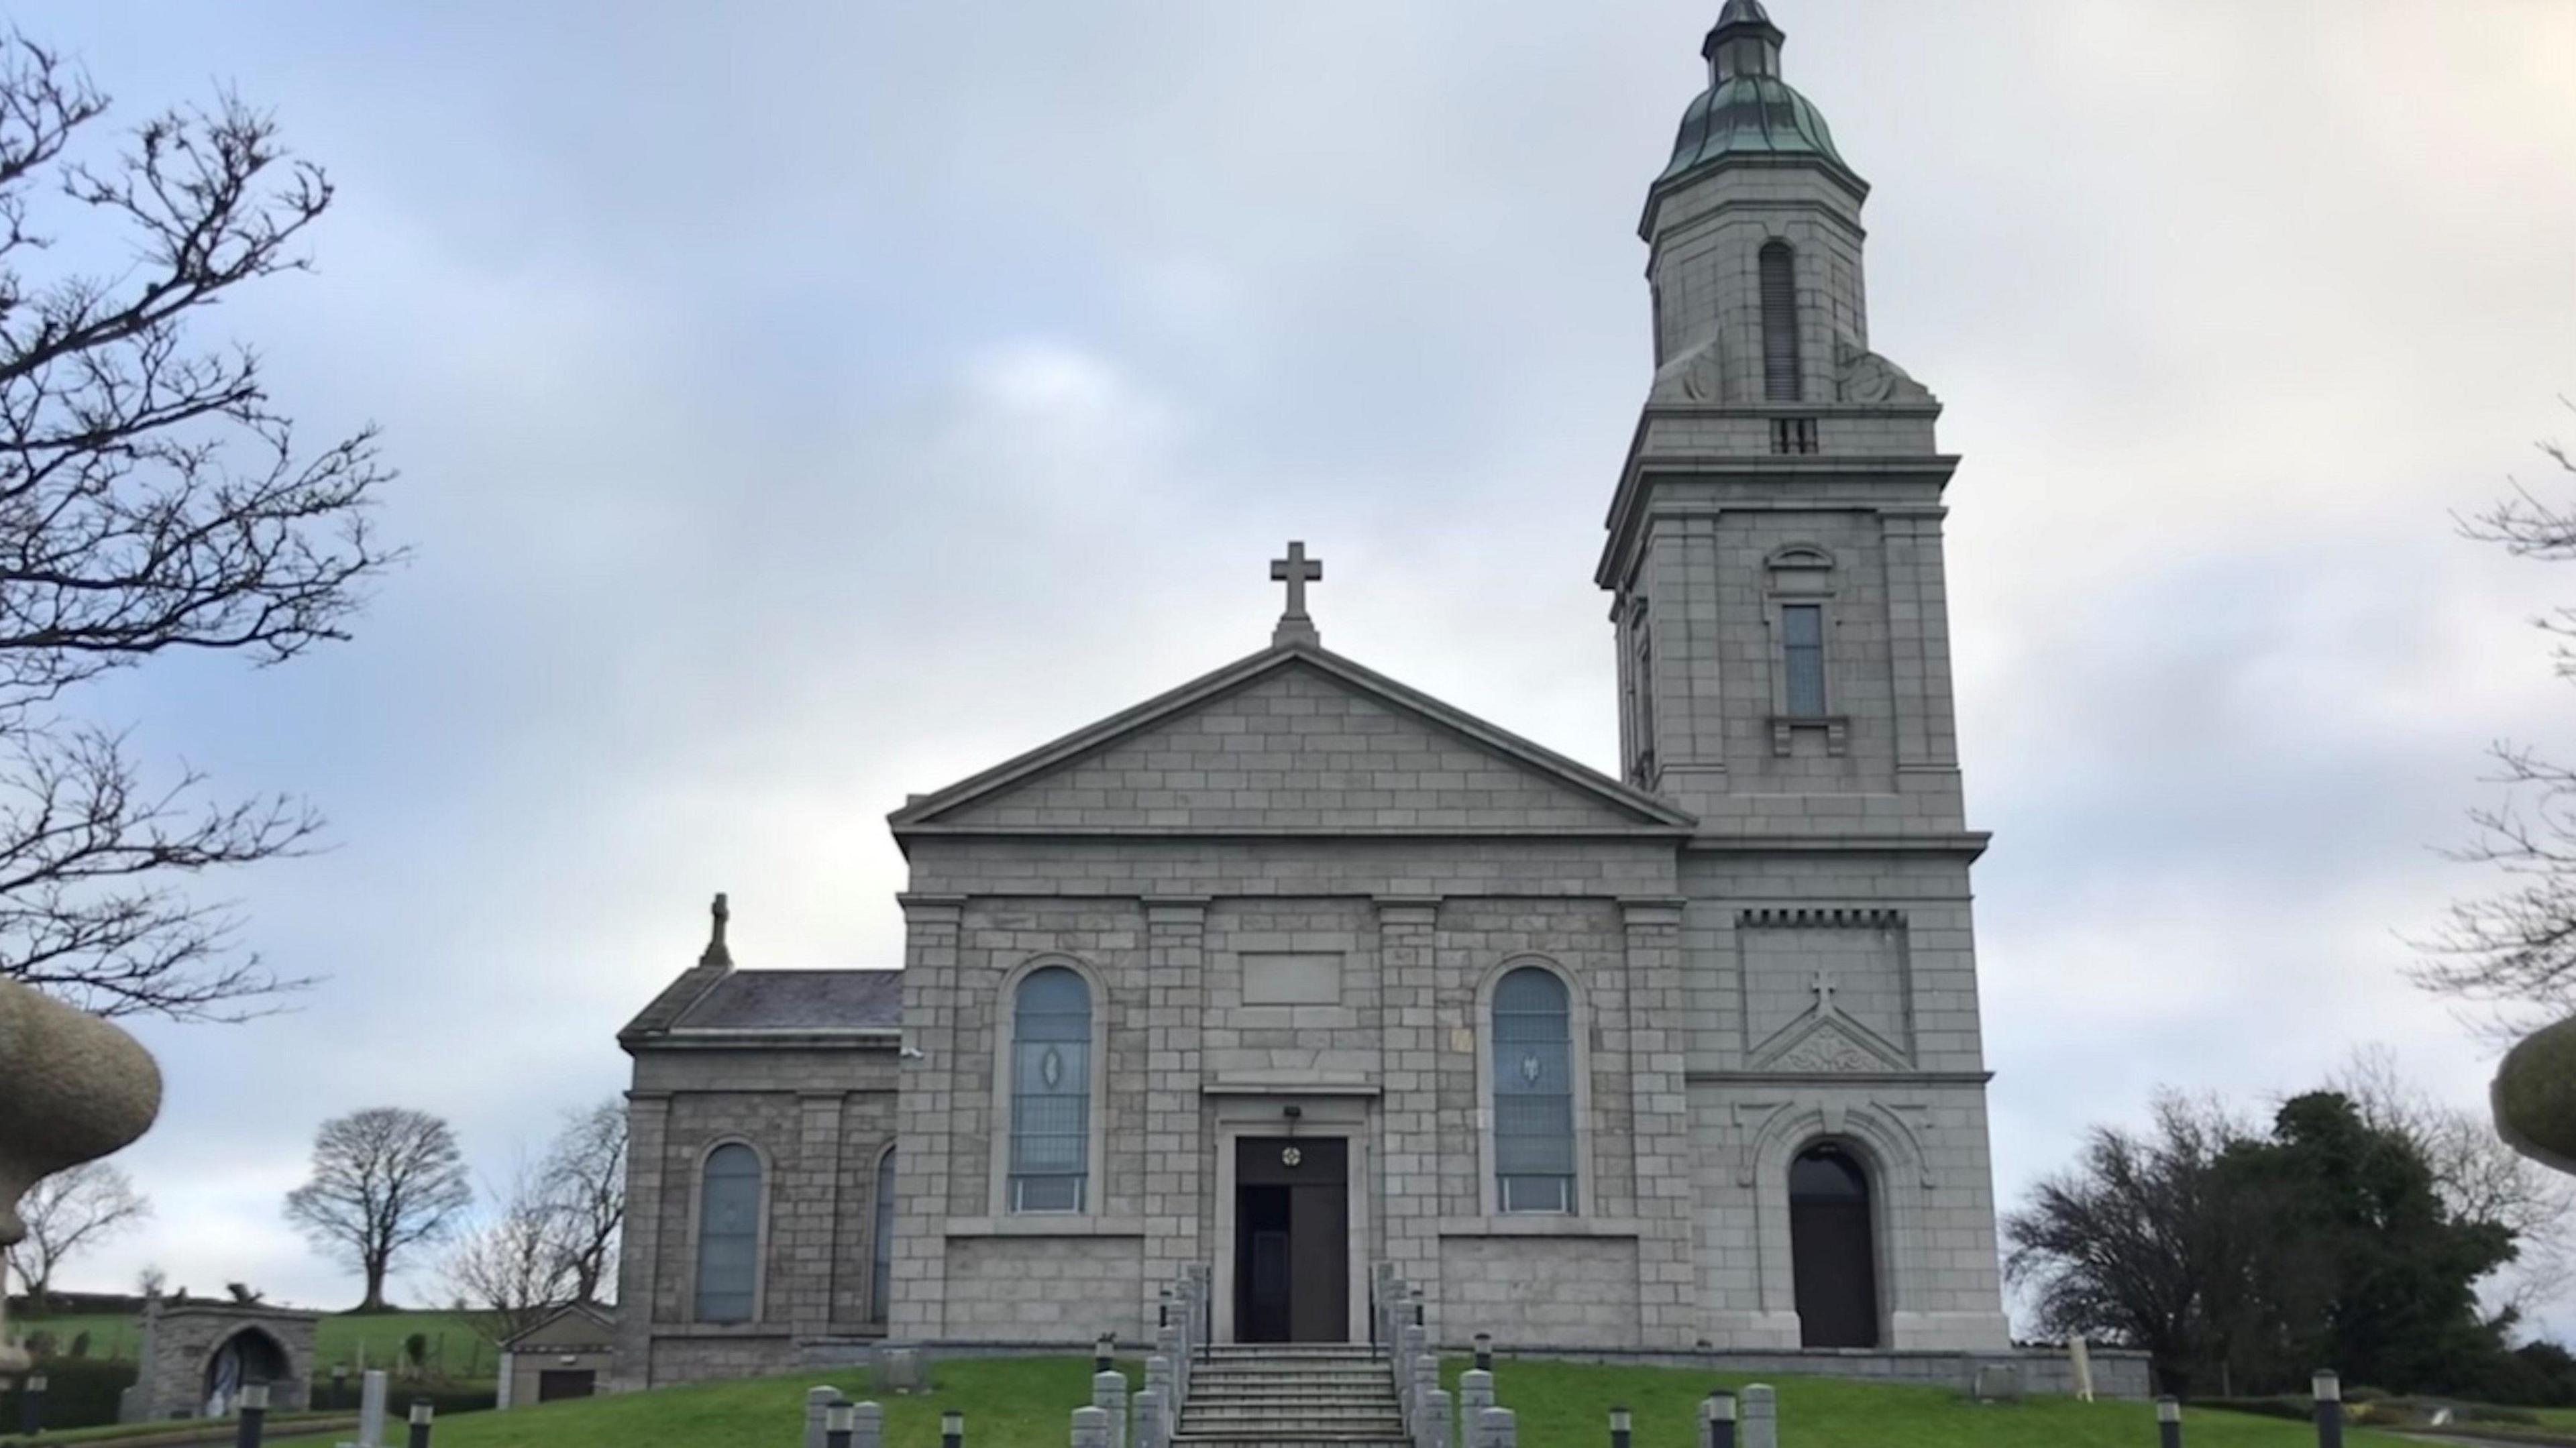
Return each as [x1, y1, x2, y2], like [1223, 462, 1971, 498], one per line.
[1812, 970, 1838, 1015]
[1270, 541, 1324, 648]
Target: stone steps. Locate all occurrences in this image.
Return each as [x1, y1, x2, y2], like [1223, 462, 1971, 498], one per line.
[1177, 1345, 1407, 1448]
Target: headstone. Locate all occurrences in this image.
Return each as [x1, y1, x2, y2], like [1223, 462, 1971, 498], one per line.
[1972, 1364, 2023, 1404]
[1477, 1406, 1515, 1448]
[357, 1369, 388, 1448]
[1093, 1370, 1128, 1448]
[1424, 1387, 1452, 1448]
[1072, 1404, 1112, 1448]
[2069, 1336, 2095, 1402]
[806, 1386, 845, 1448]
[1741, 1385, 1776, 1448]
[852, 1400, 884, 1448]
[879, 1348, 924, 1393]
[1458, 1370, 1493, 1423]
[1134, 1387, 1165, 1448]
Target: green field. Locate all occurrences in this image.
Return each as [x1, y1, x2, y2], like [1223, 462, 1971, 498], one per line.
[1462, 1357, 2414, 1448]
[241, 1355, 2416, 1448]
[11, 1310, 502, 1379]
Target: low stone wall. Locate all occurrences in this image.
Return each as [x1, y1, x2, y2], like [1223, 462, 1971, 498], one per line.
[1471, 1345, 2153, 1400]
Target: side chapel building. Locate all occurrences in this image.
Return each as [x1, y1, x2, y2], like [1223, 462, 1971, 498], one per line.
[612, 2, 2016, 1387]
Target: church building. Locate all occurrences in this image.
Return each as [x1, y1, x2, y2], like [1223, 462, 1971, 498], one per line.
[612, 2, 2016, 1388]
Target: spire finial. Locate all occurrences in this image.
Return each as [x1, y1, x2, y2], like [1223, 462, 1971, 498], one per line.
[1705, 0, 1786, 82]
[702, 891, 733, 968]
[1270, 541, 1324, 649]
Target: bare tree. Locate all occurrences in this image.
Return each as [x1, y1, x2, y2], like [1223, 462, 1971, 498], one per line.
[2332, 1046, 2576, 1319]
[3, 1160, 148, 1304]
[535, 1100, 625, 1306]
[441, 1167, 572, 1344]
[2418, 414, 2576, 1017]
[0, 32, 395, 1021]
[283, 1107, 472, 1313]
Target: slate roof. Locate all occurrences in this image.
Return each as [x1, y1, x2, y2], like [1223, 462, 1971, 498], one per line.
[669, 969, 903, 1030]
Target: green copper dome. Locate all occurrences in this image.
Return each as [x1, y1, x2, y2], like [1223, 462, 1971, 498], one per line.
[1653, 2, 1860, 193]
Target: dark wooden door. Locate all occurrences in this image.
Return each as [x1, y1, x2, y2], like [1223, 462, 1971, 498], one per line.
[1235, 1137, 1350, 1343]
[1789, 1145, 1880, 1349]
[537, 1370, 597, 1402]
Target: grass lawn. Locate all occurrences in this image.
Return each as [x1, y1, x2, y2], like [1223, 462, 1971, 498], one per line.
[1462, 1356, 2419, 1448]
[11, 1310, 502, 1378]
[209, 1353, 2432, 1448]
[386, 1356, 1113, 1448]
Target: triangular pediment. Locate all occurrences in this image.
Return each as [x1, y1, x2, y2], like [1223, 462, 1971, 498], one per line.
[891, 645, 1695, 838]
[1750, 1013, 1911, 1074]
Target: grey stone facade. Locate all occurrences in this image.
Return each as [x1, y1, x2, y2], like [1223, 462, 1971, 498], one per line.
[612, 3, 2017, 1392]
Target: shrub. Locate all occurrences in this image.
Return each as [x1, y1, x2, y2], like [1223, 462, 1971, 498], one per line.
[65, 1331, 89, 1359]
[0, 1358, 138, 1432]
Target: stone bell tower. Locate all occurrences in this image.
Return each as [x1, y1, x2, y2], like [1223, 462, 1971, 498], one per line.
[1602, 0, 1962, 838]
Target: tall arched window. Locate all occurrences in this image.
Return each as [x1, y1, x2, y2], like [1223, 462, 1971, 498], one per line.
[1492, 966, 1576, 1213]
[1759, 241, 1801, 402]
[694, 1143, 763, 1323]
[869, 1146, 898, 1324]
[1010, 966, 1093, 1212]
[1789, 1143, 1879, 1347]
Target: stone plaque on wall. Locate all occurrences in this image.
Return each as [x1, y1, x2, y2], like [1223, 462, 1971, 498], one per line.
[1241, 952, 1344, 1005]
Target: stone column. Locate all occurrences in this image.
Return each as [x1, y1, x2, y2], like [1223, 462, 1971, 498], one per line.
[890, 895, 966, 1339]
[1621, 899, 1699, 1347]
[1142, 899, 1208, 1329]
[1376, 898, 1444, 1333]
[610, 1091, 672, 1386]
[1093, 1370, 1129, 1448]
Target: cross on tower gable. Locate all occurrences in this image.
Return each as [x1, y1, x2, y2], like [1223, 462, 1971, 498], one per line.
[1270, 541, 1324, 649]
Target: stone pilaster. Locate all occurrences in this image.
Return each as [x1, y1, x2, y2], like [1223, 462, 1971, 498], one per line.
[1375, 897, 1442, 1335]
[1622, 898, 1698, 1346]
[787, 1091, 847, 1335]
[608, 1091, 671, 1388]
[890, 894, 964, 1340]
[1142, 898, 1208, 1319]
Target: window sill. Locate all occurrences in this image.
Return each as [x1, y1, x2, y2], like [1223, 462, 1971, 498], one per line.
[945, 1215, 1147, 1239]
[1436, 1216, 1644, 1239]
[1768, 715, 1849, 757]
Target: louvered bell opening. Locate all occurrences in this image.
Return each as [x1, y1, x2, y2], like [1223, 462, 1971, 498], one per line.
[1760, 241, 1801, 402]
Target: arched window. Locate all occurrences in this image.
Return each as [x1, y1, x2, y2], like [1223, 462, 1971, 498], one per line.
[694, 1143, 763, 1323]
[869, 1146, 898, 1324]
[1009, 966, 1093, 1212]
[1759, 241, 1801, 402]
[1789, 1143, 1879, 1347]
[1492, 966, 1576, 1213]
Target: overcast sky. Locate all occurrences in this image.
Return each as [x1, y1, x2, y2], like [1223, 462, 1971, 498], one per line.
[17, 1, 2575, 1325]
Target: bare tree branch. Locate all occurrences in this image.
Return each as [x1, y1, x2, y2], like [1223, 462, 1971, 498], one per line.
[0, 31, 398, 1019]
[2, 1160, 148, 1303]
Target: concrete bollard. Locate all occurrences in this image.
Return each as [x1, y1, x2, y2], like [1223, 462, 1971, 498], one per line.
[1094, 1370, 1130, 1448]
[2157, 1395, 2182, 1448]
[1135, 1386, 1165, 1448]
[853, 1401, 884, 1448]
[1072, 1404, 1113, 1448]
[1741, 1384, 1776, 1448]
[1478, 1406, 1515, 1448]
[406, 1402, 433, 1448]
[1701, 1390, 1737, 1448]
[1458, 1369, 1494, 1424]
[2312, 1371, 2343, 1448]
[825, 1401, 856, 1448]
[357, 1370, 388, 1448]
[807, 1386, 845, 1448]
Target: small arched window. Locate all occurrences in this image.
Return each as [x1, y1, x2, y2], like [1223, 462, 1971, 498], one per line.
[869, 1146, 898, 1324]
[1492, 966, 1576, 1213]
[1010, 966, 1093, 1212]
[694, 1143, 763, 1323]
[1759, 241, 1802, 402]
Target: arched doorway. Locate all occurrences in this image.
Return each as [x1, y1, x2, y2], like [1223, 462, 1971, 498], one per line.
[1789, 1143, 1879, 1348]
[203, 1327, 290, 1416]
